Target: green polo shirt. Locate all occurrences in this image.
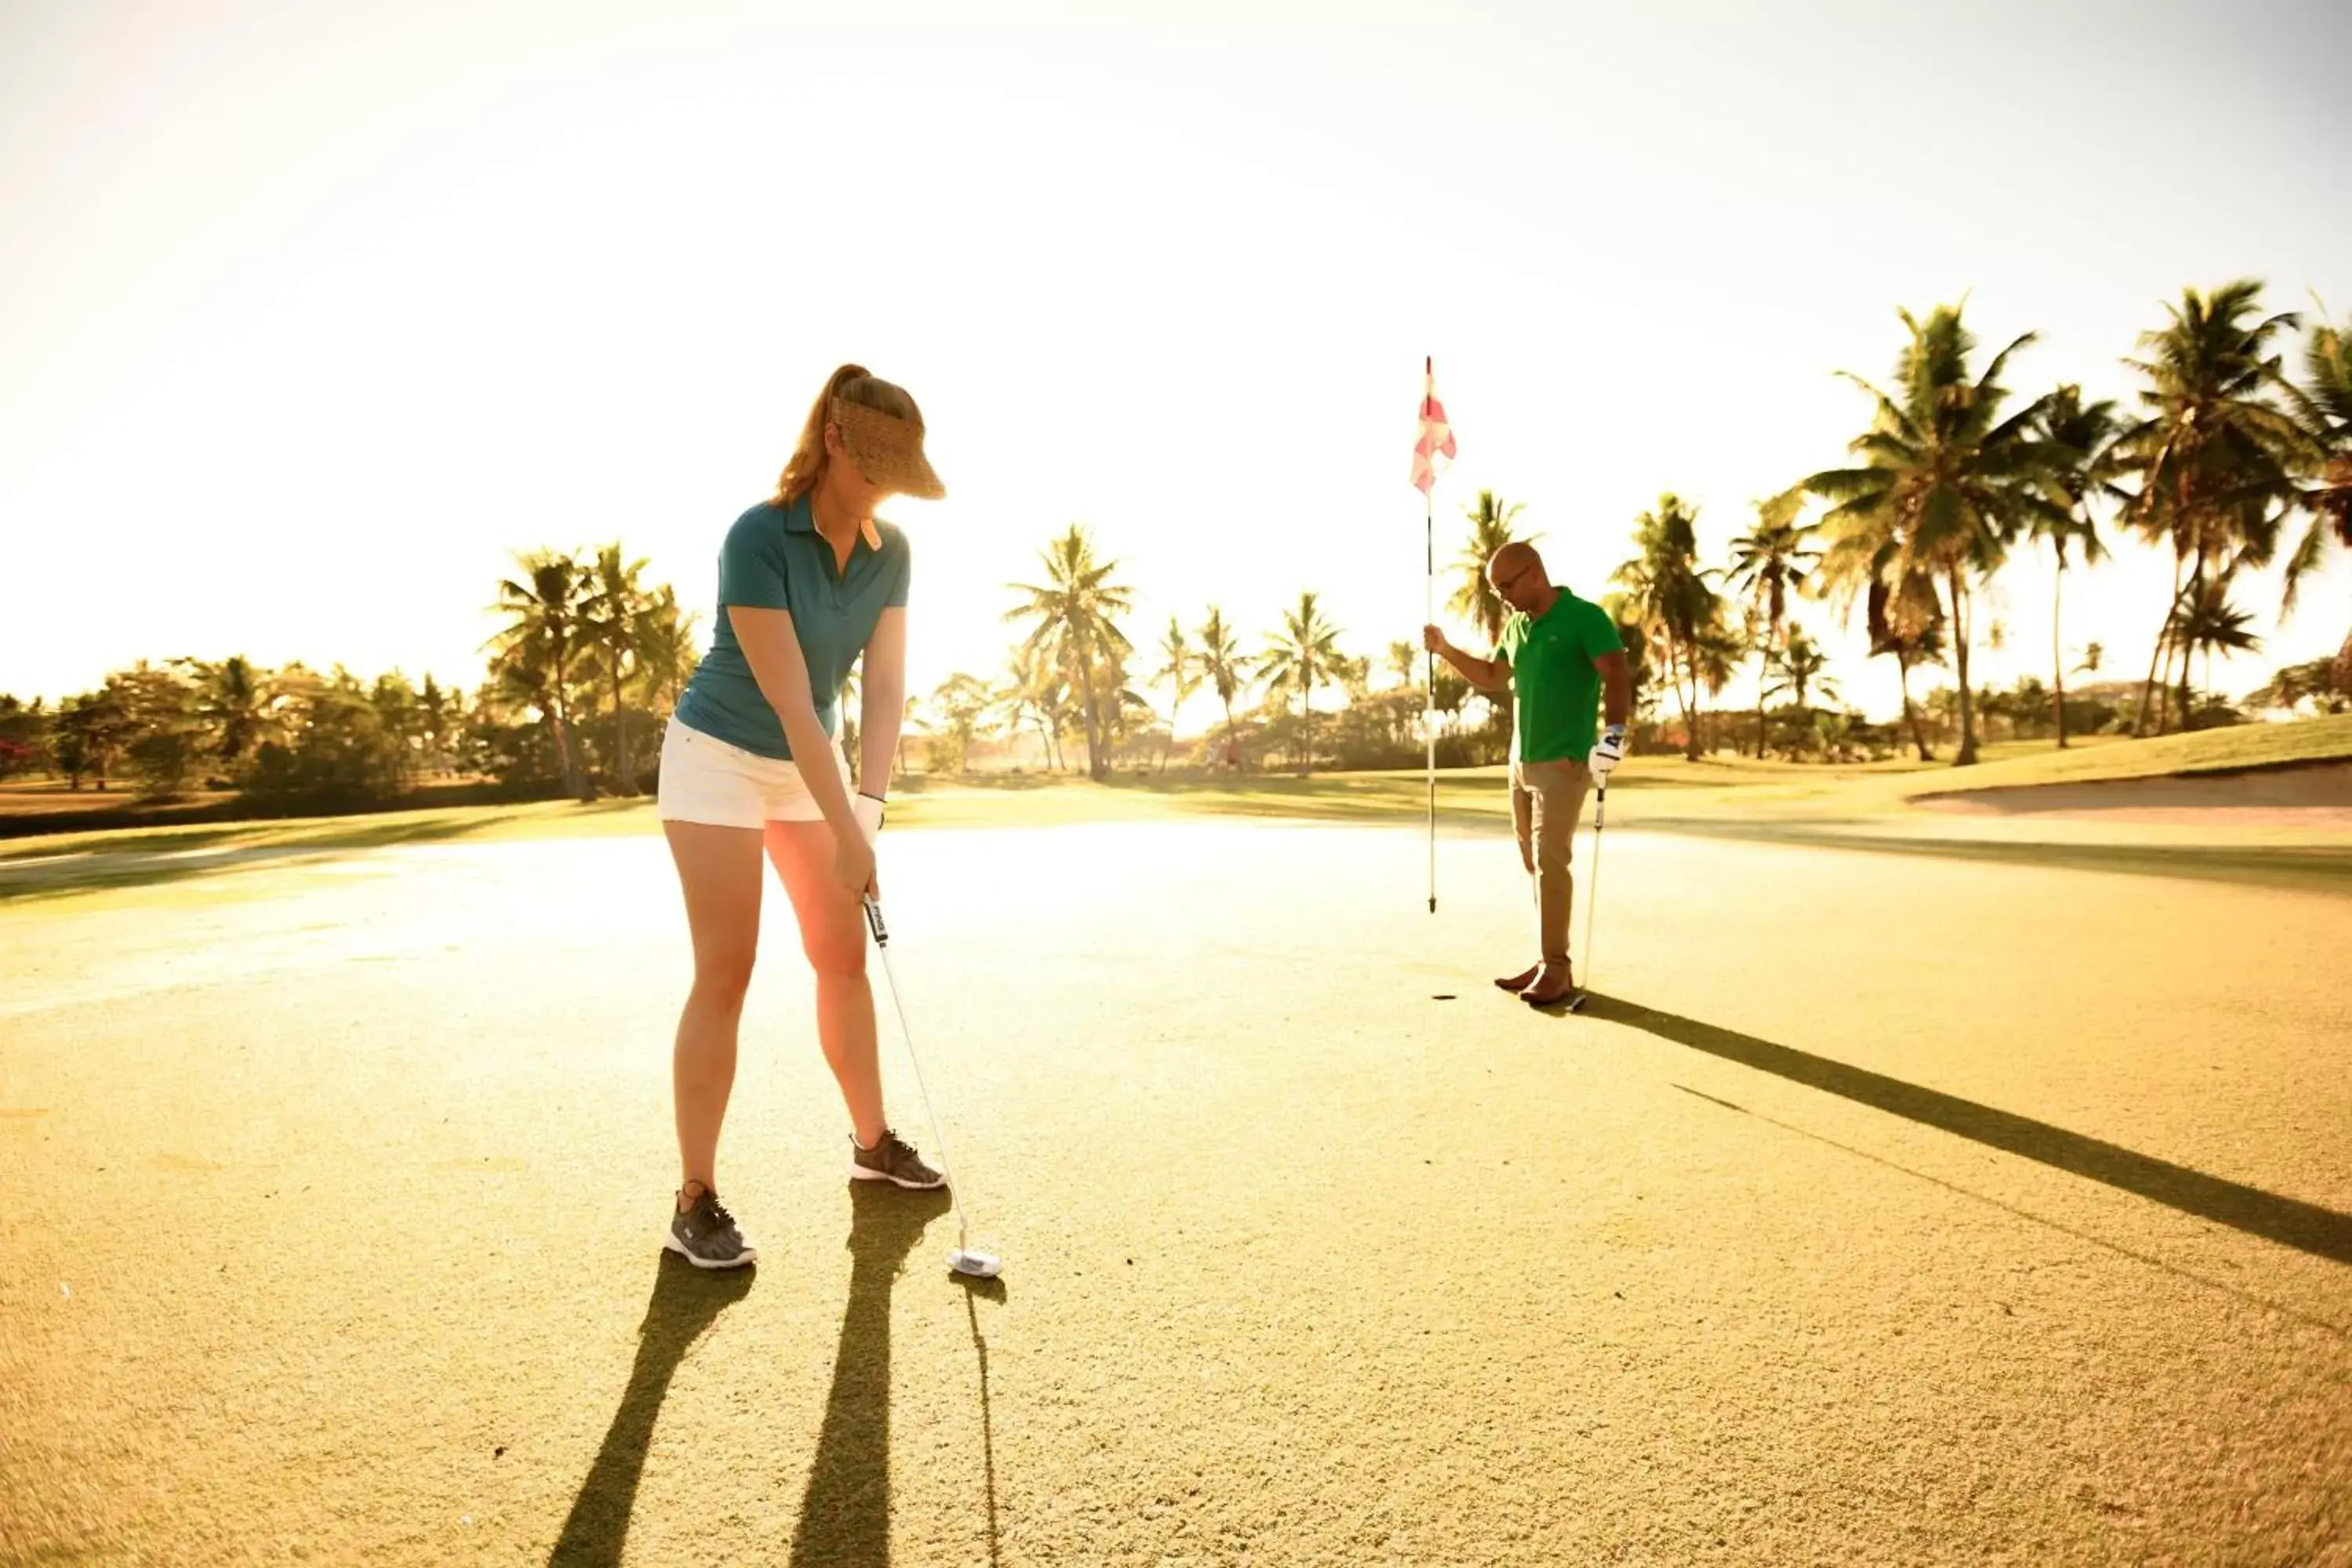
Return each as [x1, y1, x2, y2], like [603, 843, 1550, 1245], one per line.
[673, 497, 911, 760]
[1494, 590, 1623, 763]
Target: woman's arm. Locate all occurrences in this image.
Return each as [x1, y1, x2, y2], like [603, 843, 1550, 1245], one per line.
[728, 605, 861, 841]
[858, 608, 908, 800]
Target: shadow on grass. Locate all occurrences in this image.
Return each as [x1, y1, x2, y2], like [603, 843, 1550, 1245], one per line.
[1639, 817, 2352, 896]
[895, 771, 1067, 793]
[1584, 995, 2352, 1266]
[789, 1181, 954, 1567]
[549, 1250, 757, 1566]
[0, 808, 628, 904]
[1668, 1083, 2350, 1339]
[960, 1270, 1009, 1567]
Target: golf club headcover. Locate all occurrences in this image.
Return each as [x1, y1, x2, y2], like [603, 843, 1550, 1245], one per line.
[853, 793, 885, 845]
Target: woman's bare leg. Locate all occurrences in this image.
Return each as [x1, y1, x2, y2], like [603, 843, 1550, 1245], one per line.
[764, 819, 886, 1148]
[665, 820, 765, 1202]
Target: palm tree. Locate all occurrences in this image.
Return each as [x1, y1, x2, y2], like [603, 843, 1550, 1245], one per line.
[1766, 630, 1835, 717]
[1194, 606, 1248, 768]
[184, 655, 268, 767]
[1449, 490, 1533, 645]
[2113, 281, 2307, 735]
[1087, 643, 1152, 771]
[1690, 619, 1748, 757]
[1803, 303, 2061, 766]
[489, 549, 592, 798]
[631, 587, 701, 716]
[1152, 616, 1198, 773]
[2031, 387, 2122, 747]
[839, 664, 865, 782]
[1387, 641, 1417, 688]
[2284, 301, 2352, 681]
[994, 645, 1059, 771]
[1810, 497, 1947, 762]
[920, 673, 993, 774]
[2173, 578, 2263, 722]
[1005, 526, 1133, 782]
[1726, 488, 1820, 757]
[1258, 592, 1344, 774]
[1612, 494, 1721, 761]
[418, 673, 452, 777]
[2075, 641, 2104, 678]
[582, 543, 652, 793]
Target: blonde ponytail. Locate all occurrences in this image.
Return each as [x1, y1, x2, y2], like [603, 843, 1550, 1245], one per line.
[777, 364, 926, 503]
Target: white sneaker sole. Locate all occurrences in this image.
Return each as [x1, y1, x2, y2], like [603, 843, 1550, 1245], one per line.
[848, 1163, 946, 1191]
[662, 1229, 757, 1269]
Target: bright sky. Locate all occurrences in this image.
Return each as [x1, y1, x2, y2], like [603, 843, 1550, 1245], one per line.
[5, 0, 2350, 731]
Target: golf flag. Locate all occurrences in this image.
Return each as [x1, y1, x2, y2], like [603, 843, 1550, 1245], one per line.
[1412, 356, 1451, 914]
[1410, 356, 1456, 494]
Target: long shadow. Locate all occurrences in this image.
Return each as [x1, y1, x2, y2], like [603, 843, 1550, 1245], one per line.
[789, 1182, 953, 1567]
[1638, 816, 2352, 896]
[1669, 1083, 2349, 1339]
[1582, 995, 2352, 1266]
[549, 1251, 757, 1566]
[960, 1272, 1008, 1568]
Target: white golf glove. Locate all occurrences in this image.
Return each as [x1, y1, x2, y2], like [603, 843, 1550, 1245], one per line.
[851, 793, 886, 847]
[1589, 725, 1626, 782]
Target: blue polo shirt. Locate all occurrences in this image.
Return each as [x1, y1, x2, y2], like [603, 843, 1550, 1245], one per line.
[673, 496, 912, 760]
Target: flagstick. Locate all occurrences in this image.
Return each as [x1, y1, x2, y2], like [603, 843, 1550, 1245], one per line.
[1425, 485, 1437, 915]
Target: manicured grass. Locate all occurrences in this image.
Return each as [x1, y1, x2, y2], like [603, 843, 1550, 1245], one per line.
[6, 817, 2349, 1563]
[6, 716, 2348, 897]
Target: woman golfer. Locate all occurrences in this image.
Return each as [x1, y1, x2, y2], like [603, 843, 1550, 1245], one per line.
[655, 365, 946, 1269]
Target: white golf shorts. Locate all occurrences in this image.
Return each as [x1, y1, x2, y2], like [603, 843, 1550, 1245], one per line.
[655, 717, 851, 829]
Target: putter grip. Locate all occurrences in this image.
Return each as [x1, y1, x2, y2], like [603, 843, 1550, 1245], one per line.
[862, 897, 888, 946]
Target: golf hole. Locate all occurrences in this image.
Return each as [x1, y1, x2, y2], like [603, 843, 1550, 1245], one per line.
[1432, 993, 1457, 1001]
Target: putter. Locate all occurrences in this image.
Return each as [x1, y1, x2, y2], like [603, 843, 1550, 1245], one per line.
[864, 895, 1001, 1279]
[1566, 781, 1605, 1013]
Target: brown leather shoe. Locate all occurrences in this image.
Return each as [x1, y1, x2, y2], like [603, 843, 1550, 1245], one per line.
[1494, 964, 1541, 993]
[1520, 964, 1578, 1007]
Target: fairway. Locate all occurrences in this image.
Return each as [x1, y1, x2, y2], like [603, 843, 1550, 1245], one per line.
[4, 808, 2348, 1566]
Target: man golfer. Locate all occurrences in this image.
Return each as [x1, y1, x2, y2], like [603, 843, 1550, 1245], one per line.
[1425, 540, 1632, 1006]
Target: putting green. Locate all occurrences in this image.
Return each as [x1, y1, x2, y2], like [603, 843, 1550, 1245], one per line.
[3, 812, 2347, 1563]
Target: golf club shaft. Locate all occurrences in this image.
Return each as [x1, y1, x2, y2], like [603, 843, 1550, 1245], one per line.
[866, 901, 971, 1250]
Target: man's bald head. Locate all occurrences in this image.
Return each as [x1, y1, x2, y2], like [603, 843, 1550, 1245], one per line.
[1486, 541, 1554, 614]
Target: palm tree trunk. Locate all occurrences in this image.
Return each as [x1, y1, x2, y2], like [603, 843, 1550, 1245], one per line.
[1948, 569, 1978, 768]
[1299, 678, 1314, 776]
[1665, 631, 1699, 762]
[1076, 656, 1104, 781]
[612, 658, 637, 795]
[2135, 554, 2185, 738]
[1896, 648, 1931, 761]
[2175, 568, 2203, 726]
[2052, 554, 2068, 749]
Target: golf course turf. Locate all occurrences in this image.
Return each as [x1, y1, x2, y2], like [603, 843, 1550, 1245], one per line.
[4, 739, 2348, 1563]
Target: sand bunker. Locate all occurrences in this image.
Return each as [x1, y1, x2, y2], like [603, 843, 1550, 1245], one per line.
[1918, 760, 2352, 826]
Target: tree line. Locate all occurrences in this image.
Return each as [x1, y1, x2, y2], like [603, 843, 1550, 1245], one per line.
[0, 545, 699, 808]
[938, 281, 2352, 777]
[6, 278, 2347, 808]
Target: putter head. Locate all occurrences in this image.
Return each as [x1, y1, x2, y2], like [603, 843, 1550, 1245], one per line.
[948, 1247, 1001, 1279]
[1564, 990, 1589, 1014]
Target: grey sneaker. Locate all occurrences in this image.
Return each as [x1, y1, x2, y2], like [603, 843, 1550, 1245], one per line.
[664, 1186, 756, 1269]
[848, 1129, 946, 1190]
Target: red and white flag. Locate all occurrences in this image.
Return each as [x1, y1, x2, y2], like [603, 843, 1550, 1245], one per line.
[1409, 355, 1457, 495]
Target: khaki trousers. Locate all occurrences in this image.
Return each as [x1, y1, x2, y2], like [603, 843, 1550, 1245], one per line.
[1510, 756, 1593, 968]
